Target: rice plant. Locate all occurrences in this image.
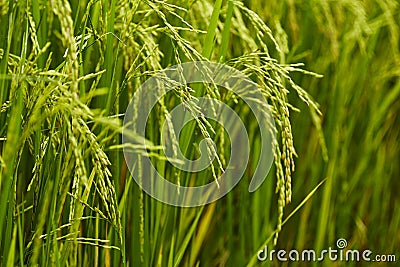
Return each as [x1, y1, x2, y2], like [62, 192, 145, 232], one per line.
[0, 0, 399, 266]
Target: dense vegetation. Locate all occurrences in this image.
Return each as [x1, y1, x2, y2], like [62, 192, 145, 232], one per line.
[0, 0, 399, 266]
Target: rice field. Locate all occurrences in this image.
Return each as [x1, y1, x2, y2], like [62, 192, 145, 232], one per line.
[0, 0, 399, 266]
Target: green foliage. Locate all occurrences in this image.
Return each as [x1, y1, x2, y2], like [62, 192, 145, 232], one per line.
[0, 0, 399, 266]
